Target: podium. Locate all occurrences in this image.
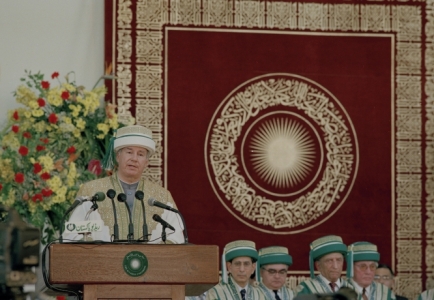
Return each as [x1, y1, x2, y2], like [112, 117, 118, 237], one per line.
[49, 243, 220, 300]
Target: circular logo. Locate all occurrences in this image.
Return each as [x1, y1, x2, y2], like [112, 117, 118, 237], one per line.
[123, 251, 148, 277]
[66, 223, 76, 232]
[205, 73, 359, 234]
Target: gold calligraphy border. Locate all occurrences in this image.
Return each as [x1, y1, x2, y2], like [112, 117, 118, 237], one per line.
[108, 1, 432, 298]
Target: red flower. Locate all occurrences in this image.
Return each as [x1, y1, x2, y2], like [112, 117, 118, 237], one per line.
[67, 146, 76, 154]
[23, 132, 32, 139]
[40, 138, 49, 144]
[61, 91, 70, 100]
[40, 172, 51, 180]
[36, 145, 46, 152]
[48, 113, 58, 124]
[88, 159, 102, 176]
[51, 72, 59, 79]
[33, 163, 42, 174]
[0, 183, 2, 192]
[14, 173, 25, 184]
[12, 125, 19, 133]
[41, 188, 53, 197]
[32, 193, 43, 202]
[37, 98, 46, 107]
[18, 146, 28, 156]
[13, 111, 19, 120]
[41, 81, 50, 89]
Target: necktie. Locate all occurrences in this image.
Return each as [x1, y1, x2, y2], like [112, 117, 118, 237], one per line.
[240, 289, 246, 300]
[362, 288, 368, 300]
[273, 290, 281, 300]
[329, 282, 336, 292]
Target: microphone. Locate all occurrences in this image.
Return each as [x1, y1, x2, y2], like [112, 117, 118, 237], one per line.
[152, 214, 175, 231]
[148, 198, 179, 213]
[135, 191, 149, 242]
[148, 197, 189, 244]
[117, 193, 134, 242]
[60, 192, 105, 243]
[106, 189, 119, 242]
[64, 192, 106, 216]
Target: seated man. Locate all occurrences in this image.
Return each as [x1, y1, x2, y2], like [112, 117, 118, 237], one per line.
[296, 235, 353, 294]
[375, 263, 408, 300]
[206, 240, 265, 300]
[62, 125, 184, 244]
[346, 242, 395, 300]
[257, 246, 295, 300]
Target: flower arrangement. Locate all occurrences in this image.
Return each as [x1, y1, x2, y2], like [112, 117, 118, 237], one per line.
[0, 70, 126, 244]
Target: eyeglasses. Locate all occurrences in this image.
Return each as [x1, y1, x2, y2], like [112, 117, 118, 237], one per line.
[261, 267, 287, 276]
[232, 261, 253, 268]
[374, 275, 392, 281]
[355, 263, 377, 271]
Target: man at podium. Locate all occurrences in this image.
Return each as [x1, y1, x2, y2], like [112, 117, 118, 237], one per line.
[62, 124, 184, 244]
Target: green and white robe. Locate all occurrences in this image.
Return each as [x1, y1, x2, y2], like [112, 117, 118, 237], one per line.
[206, 277, 265, 300]
[258, 282, 296, 300]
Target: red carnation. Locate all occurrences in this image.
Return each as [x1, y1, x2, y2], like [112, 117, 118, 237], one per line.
[40, 138, 49, 144]
[12, 125, 19, 133]
[88, 159, 102, 176]
[40, 172, 51, 180]
[14, 173, 25, 184]
[0, 183, 2, 192]
[37, 98, 46, 107]
[48, 113, 58, 124]
[36, 145, 46, 152]
[51, 72, 59, 79]
[41, 188, 53, 197]
[61, 91, 70, 100]
[23, 132, 32, 139]
[67, 146, 76, 154]
[18, 146, 28, 156]
[33, 163, 42, 174]
[13, 111, 19, 120]
[41, 81, 50, 89]
[32, 193, 43, 202]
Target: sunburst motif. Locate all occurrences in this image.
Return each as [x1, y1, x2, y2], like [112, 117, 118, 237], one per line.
[250, 118, 316, 188]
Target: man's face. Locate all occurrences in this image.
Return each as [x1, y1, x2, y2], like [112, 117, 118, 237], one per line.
[116, 146, 149, 182]
[374, 267, 394, 289]
[353, 261, 377, 288]
[227, 257, 256, 287]
[260, 263, 288, 290]
[315, 252, 344, 283]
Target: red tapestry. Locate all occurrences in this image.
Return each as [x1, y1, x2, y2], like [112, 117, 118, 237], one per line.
[105, 1, 433, 298]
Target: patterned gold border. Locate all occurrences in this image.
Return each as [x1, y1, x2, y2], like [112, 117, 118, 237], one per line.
[109, 1, 431, 298]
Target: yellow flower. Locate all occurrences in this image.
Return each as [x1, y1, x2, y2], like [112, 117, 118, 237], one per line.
[73, 129, 81, 138]
[24, 111, 32, 119]
[75, 118, 86, 130]
[69, 104, 81, 117]
[62, 83, 76, 93]
[16, 85, 37, 105]
[51, 186, 67, 204]
[47, 87, 62, 107]
[34, 121, 47, 133]
[67, 162, 77, 187]
[97, 123, 109, 135]
[38, 155, 54, 172]
[32, 109, 44, 117]
[28, 100, 39, 110]
[47, 176, 62, 191]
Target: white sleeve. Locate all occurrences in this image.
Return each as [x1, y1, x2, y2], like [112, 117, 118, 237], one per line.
[61, 202, 111, 242]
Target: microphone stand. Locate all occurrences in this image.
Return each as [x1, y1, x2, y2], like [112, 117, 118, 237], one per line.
[117, 193, 134, 242]
[161, 224, 167, 243]
[106, 189, 119, 242]
[135, 191, 148, 242]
